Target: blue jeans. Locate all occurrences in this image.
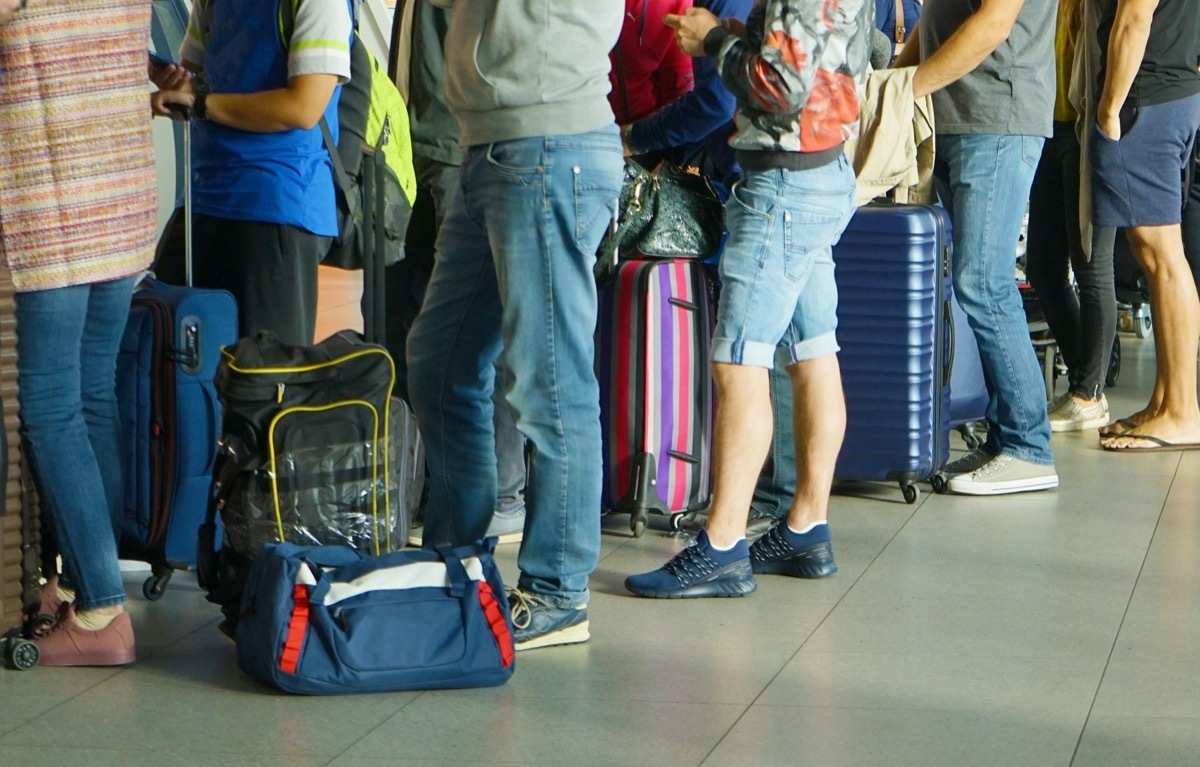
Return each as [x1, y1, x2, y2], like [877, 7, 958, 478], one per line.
[934, 134, 1053, 465]
[407, 128, 623, 608]
[15, 277, 134, 610]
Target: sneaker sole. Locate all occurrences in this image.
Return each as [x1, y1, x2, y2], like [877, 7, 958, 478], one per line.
[514, 620, 590, 652]
[624, 577, 758, 599]
[37, 647, 136, 667]
[947, 475, 1059, 496]
[1050, 414, 1110, 432]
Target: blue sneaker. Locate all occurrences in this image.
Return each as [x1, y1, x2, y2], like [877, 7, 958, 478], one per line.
[507, 588, 589, 651]
[749, 521, 837, 578]
[624, 530, 757, 599]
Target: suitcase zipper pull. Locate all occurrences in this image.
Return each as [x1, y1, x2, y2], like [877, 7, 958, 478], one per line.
[277, 382, 285, 403]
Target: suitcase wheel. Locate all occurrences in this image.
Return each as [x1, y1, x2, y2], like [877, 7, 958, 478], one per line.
[4, 637, 39, 670]
[901, 483, 919, 504]
[930, 474, 948, 494]
[142, 570, 172, 601]
[630, 513, 647, 538]
[668, 512, 687, 532]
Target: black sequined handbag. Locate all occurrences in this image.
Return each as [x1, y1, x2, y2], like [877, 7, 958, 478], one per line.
[635, 163, 725, 260]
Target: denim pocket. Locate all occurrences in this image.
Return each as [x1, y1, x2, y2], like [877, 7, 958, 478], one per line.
[485, 140, 543, 184]
[782, 207, 843, 281]
[729, 178, 774, 220]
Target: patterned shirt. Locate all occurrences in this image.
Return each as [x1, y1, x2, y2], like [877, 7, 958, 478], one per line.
[705, 0, 871, 159]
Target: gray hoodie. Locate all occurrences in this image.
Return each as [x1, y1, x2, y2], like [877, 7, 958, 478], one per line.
[432, 0, 622, 146]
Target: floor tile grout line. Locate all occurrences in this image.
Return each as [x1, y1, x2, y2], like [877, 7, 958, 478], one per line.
[1068, 453, 1180, 766]
[696, 498, 924, 766]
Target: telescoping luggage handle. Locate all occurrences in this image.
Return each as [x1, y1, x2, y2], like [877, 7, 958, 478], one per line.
[167, 103, 194, 288]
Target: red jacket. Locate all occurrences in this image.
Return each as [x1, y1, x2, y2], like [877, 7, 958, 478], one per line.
[608, 0, 694, 124]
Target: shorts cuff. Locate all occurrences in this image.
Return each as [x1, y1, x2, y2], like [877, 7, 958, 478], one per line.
[784, 332, 840, 364]
[711, 337, 778, 367]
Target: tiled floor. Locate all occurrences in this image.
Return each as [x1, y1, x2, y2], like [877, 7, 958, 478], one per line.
[2, 279, 1197, 766]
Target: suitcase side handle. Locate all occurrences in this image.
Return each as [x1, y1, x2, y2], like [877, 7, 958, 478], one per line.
[942, 299, 955, 387]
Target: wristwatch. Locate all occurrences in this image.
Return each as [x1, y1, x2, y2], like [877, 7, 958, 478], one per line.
[192, 77, 210, 121]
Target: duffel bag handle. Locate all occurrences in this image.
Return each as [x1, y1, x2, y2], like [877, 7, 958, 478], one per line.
[435, 545, 471, 598]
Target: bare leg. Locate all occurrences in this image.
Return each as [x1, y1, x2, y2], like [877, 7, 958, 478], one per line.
[784, 354, 845, 531]
[704, 362, 772, 548]
[1103, 223, 1200, 448]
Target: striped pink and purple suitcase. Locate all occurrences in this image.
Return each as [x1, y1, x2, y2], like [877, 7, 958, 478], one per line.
[596, 259, 715, 537]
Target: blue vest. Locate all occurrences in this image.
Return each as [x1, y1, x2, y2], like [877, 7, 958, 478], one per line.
[191, 0, 344, 236]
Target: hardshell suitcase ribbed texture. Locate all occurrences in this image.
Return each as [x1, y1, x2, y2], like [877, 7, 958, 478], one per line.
[597, 259, 715, 537]
[833, 202, 954, 503]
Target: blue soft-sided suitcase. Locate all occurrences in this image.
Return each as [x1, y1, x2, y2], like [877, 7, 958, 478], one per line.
[117, 280, 237, 597]
[833, 202, 960, 503]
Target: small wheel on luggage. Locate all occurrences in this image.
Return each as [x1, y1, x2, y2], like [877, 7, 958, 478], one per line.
[668, 513, 686, 531]
[931, 474, 948, 494]
[1135, 311, 1152, 339]
[901, 483, 919, 504]
[1106, 335, 1121, 388]
[630, 514, 647, 538]
[5, 638, 39, 670]
[142, 571, 171, 601]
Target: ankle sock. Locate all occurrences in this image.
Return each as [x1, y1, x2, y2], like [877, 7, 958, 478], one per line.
[781, 521, 830, 548]
[696, 529, 749, 565]
[56, 583, 77, 604]
[74, 608, 122, 632]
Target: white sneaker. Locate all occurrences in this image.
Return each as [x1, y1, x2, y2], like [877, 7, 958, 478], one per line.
[947, 454, 1058, 495]
[940, 447, 996, 478]
[1048, 394, 1109, 432]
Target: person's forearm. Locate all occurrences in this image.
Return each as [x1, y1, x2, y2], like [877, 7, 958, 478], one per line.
[912, 0, 1024, 98]
[1096, 0, 1154, 123]
[206, 75, 337, 132]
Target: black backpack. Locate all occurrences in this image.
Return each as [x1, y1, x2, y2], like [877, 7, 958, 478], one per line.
[197, 331, 422, 635]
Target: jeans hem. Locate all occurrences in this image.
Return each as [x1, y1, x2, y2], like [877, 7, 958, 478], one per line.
[999, 450, 1055, 467]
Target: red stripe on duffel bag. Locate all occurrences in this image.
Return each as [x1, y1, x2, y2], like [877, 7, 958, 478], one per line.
[478, 581, 515, 668]
[279, 584, 311, 674]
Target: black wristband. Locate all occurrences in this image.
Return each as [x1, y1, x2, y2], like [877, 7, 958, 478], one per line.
[193, 79, 210, 121]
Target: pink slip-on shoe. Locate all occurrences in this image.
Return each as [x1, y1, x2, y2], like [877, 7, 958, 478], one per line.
[34, 607, 136, 667]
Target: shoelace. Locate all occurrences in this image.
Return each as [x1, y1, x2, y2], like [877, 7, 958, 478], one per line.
[663, 545, 719, 585]
[506, 588, 538, 630]
[972, 454, 1014, 478]
[750, 526, 793, 562]
[33, 602, 74, 639]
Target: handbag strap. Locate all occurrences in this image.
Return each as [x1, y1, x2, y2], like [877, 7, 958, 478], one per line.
[436, 545, 471, 597]
[893, 0, 905, 44]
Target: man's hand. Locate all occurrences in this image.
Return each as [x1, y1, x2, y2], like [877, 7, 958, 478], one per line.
[664, 7, 721, 57]
[1096, 112, 1121, 141]
[150, 88, 195, 120]
[149, 61, 193, 92]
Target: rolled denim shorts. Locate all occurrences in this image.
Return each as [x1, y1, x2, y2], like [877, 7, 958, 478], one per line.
[1090, 92, 1200, 228]
[713, 156, 856, 368]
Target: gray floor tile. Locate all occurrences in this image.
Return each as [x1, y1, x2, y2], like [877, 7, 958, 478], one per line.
[1090, 660, 1200, 719]
[803, 601, 1123, 659]
[341, 692, 744, 766]
[1073, 715, 1200, 767]
[0, 746, 332, 767]
[0, 627, 416, 756]
[701, 704, 1080, 767]
[756, 650, 1106, 717]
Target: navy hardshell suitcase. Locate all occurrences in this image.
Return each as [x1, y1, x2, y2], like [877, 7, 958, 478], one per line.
[832, 202, 957, 503]
[116, 116, 238, 599]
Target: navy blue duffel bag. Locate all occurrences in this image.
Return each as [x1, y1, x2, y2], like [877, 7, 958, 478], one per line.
[235, 539, 516, 694]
